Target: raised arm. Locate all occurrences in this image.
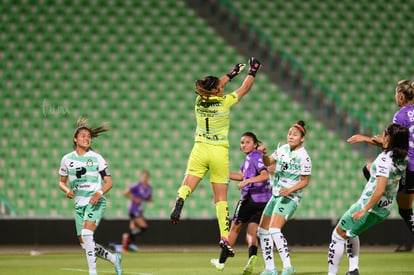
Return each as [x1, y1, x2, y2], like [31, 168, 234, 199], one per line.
[347, 133, 383, 147]
[219, 63, 246, 87]
[235, 57, 261, 100]
[257, 144, 276, 167]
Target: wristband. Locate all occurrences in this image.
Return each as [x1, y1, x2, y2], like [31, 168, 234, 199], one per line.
[98, 190, 104, 195]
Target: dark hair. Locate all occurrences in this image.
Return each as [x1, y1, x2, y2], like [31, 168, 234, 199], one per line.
[195, 75, 220, 99]
[141, 170, 150, 176]
[241, 131, 261, 149]
[396, 80, 414, 101]
[384, 123, 408, 163]
[73, 117, 109, 149]
[292, 120, 307, 136]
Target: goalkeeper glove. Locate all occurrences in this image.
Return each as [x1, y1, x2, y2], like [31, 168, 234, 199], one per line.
[248, 57, 261, 77]
[227, 63, 246, 80]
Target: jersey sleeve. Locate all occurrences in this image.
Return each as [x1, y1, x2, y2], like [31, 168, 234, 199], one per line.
[254, 153, 268, 173]
[97, 154, 111, 176]
[392, 111, 401, 125]
[223, 92, 239, 108]
[374, 152, 391, 178]
[270, 145, 284, 161]
[59, 156, 68, 176]
[392, 112, 398, 124]
[270, 150, 278, 161]
[300, 153, 312, 175]
[392, 108, 408, 128]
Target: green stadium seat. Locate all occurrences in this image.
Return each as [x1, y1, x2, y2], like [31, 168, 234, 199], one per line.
[2, 0, 405, 219]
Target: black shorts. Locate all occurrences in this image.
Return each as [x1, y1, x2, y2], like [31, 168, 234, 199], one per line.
[129, 212, 143, 220]
[232, 199, 267, 224]
[399, 169, 414, 194]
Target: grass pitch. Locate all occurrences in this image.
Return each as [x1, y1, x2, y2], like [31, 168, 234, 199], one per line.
[0, 248, 413, 275]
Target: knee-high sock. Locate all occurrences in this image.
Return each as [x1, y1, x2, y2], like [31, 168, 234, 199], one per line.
[258, 227, 275, 271]
[269, 227, 291, 268]
[95, 243, 116, 264]
[328, 230, 346, 275]
[177, 185, 192, 200]
[347, 236, 360, 272]
[81, 229, 97, 275]
[399, 208, 414, 234]
[215, 201, 230, 239]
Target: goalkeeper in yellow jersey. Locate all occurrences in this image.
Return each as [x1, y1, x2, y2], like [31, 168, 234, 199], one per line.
[170, 57, 261, 257]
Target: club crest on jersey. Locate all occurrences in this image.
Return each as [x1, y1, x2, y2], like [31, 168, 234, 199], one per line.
[86, 159, 93, 167]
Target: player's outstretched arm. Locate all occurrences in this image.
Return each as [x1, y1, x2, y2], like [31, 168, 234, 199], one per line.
[235, 57, 261, 100]
[219, 63, 246, 87]
[347, 134, 382, 147]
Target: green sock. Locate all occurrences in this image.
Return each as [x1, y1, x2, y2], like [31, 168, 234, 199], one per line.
[216, 201, 230, 239]
[177, 185, 192, 200]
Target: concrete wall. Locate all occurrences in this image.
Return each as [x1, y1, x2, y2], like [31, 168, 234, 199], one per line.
[0, 218, 411, 246]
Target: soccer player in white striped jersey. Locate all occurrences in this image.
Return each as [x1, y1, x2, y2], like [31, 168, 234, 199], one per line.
[328, 123, 408, 275]
[59, 117, 122, 275]
[258, 120, 312, 275]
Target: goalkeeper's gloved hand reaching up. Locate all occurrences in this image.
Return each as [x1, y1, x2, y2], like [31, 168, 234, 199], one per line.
[248, 57, 261, 77]
[227, 63, 246, 80]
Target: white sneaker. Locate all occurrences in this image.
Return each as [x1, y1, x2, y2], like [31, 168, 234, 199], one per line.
[210, 258, 225, 271]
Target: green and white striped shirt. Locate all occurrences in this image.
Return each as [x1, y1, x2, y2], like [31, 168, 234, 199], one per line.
[59, 150, 110, 206]
[357, 150, 407, 218]
[270, 144, 312, 203]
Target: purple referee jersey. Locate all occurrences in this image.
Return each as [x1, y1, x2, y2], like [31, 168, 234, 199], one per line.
[393, 104, 414, 171]
[240, 150, 271, 203]
[128, 182, 152, 215]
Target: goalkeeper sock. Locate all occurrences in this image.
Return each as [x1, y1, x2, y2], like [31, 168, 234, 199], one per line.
[81, 229, 97, 275]
[215, 201, 230, 239]
[177, 185, 192, 201]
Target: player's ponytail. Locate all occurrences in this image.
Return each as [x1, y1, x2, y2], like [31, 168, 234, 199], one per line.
[73, 117, 109, 148]
[195, 76, 220, 99]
